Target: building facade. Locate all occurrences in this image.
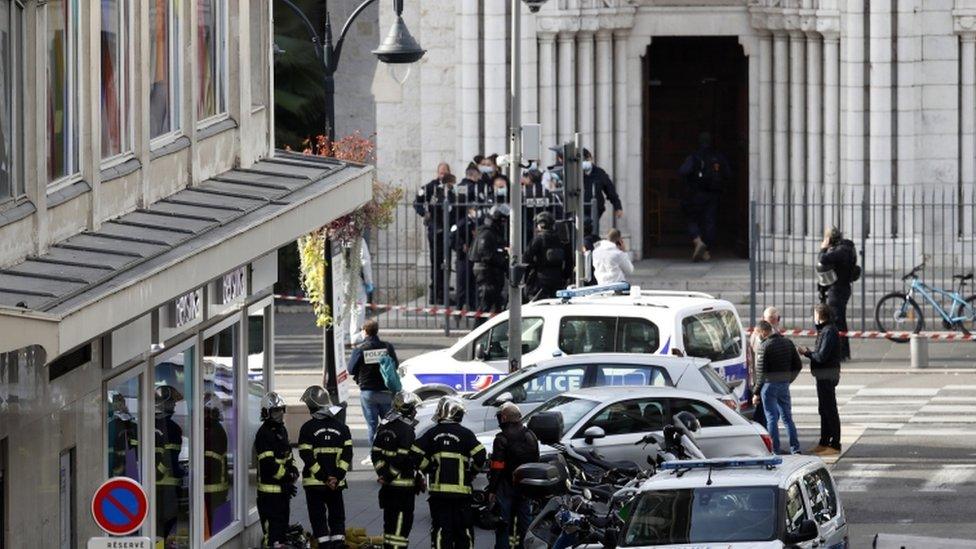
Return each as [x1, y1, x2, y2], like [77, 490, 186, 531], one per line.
[0, 1, 371, 547]
[373, 0, 976, 259]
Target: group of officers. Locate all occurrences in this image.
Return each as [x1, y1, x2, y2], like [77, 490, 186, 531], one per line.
[413, 149, 624, 319]
[254, 389, 540, 549]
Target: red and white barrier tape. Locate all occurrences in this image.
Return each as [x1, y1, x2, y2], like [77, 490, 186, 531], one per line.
[274, 294, 973, 339]
[274, 294, 499, 319]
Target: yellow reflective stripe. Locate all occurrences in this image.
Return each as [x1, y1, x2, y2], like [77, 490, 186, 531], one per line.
[157, 479, 180, 486]
[204, 482, 229, 493]
[469, 444, 485, 457]
[303, 478, 326, 486]
[272, 464, 286, 480]
[374, 460, 386, 471]
[410, 445, 423, 454]
[298, 444, 313, 451]
[313, 447, 344, 454]
[337, 461, 350, 471]
[390, 478, 414, 487]
[344, 439, 353, 446]
[204, 450, 225, 460]
[396, 512, 405, 537]
[436, 451, 469, 462]
[257, 451, 275, 460]
[310, 463, 321, 475]
[164, 444, 181, 451]
[429, 483, 472, 495]
[396, 448, 410, 455]
[377, 449, 398, 457]
[257, 483, 282, 493]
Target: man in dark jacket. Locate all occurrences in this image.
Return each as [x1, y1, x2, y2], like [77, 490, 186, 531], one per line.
[520, 169, 558, 249]
[582, 149, 623, 236]
[298, 386, 353, 548]
[412, 397, 487, 549]
[751, 321, 802, 454]
[817, 227, 857, 360]
[488, 402, 540, 549]
[471, 205, 510, 325]
[799, 304, 842, 456]
[452, 207, 481, 311]
[414, 163, 456, 304]
[372, 392, 424, 549]
[524, 211, 573, 301]
[677, 133, 731, 262]
[348, 320, 399, 456]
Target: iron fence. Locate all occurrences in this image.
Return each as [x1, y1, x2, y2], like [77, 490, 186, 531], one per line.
[750, 186, 976, 332]
[366, 192, 600, 332]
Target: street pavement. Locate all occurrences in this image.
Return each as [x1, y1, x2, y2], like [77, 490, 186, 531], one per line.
[273, 309, 976, 547]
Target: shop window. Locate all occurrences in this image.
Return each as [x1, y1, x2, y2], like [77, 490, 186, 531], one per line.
[149, 0, 180, 139]
[203, 324, 238, 540]
[0, 0, 24, 202]
[106, 373, 141, 481]
[155, 345, 194, 548]
[47, 0, 80, 183]
[246, 310, 267, 517]
[100, 0, 130, 159]
[196, 0, 226, 121]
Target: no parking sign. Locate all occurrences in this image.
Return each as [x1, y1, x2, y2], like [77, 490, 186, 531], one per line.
[90, 477, 148, 536]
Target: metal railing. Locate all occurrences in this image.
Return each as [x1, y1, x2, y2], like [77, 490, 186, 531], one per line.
[750, 186, 976, 332]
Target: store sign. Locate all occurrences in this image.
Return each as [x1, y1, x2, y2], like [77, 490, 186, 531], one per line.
[169, 291, 202, 328]
[215, 267, 247, 305]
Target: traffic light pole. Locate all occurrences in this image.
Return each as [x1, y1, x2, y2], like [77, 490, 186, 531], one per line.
[507, 0, 523, 374]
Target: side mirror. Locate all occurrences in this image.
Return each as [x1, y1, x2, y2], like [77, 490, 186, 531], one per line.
[474, 342, 488, 361]
[583, 426, 606, 444]
[785, 519, 819, 545]
[527, 411, 563, 445]
[494, 392, 514, 405]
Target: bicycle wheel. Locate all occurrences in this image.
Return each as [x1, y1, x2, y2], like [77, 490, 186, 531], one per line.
[875, 292, 923, 342]
[954, 295, 976, 337]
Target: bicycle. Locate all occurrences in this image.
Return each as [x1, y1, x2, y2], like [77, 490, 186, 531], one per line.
[874, 259, 976, 342]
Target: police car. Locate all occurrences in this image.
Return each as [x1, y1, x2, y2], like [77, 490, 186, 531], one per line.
[616, 456, 848, 548]
[400, 283, 749, 405]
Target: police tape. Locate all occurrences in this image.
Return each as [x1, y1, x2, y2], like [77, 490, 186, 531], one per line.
[746, 327, 976, 341]
[273, 294, 500, 319]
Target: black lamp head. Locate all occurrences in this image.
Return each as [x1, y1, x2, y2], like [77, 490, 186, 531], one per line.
[522, 0, 549, 13]
[373, 15, 426, 64]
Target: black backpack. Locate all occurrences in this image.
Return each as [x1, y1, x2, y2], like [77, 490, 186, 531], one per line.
[842, 239, 862, 282]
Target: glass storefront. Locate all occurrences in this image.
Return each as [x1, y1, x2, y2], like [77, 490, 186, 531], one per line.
[202, 324, 238, 540]
[246, 308, 267, 517]
[106, 373, 140, 480]
[155, 344, 194, 548]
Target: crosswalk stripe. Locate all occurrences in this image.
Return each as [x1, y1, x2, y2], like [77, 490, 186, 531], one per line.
[909, 415, 976, 423]
[856, 388, 940, 397]
[833, 464, 894, 492]
[896, 427, 976, 436]
[931, 396, 976, 403]
[918, 465, 976, 493]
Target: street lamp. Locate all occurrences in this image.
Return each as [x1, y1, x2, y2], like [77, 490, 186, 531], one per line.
[275, 0, 425, 404]
[507, 0, 549, 373]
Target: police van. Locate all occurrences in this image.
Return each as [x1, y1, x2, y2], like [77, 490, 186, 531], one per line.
[399, 283, 750, 405]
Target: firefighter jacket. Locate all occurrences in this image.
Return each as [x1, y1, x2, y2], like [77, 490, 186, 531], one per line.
[412, 422, 487, 499]
[203, 416, 230, 499]
[298, 415, 353, 489]
[254, 420, 296, 494]
[109, 417, 138, 477]
[155, 415, 185, 487]
[371, 416, 419, 491]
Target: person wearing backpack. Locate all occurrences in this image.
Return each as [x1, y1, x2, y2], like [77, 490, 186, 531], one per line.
[348, 319, 400, 465]
[678, 132, 731, 262]
[817, 227, 859, 361]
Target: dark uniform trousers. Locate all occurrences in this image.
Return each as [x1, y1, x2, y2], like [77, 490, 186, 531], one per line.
[430, 498, 475, 549]
[380, 486, 415, 549]
[305, 486, 346, 546]
[257, 492, 290, 546]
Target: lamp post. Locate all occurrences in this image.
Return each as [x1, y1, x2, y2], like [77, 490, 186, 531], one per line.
[276, 0, 424, 402]
[507, 0, 548, 373]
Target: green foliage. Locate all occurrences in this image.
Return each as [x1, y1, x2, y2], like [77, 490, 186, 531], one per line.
[273, 3, 326, 149]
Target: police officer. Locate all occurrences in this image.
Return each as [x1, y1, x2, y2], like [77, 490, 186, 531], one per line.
[348, 319, 400, 453]
[108, 392, 138, 477]
[520, 169, 559, 249]
[452, 205, 481, 311]
[677, 133, 731, 262]
[488, 402, 540, 549]
[524, 211, 573, 301]
[298, 386, 353, 548]
[471, 205, 510, 326]
[203, 393, 230, 537]
[412, 397, 487, 549]
[414, 163, 457, 304]
[489, 174, 510, 205]
[371, 391, 424, 549]
[254, 392, 299, 548]
[817, 227, 858, 361]
[582, 149, 623, 236]
[155, 385, 186, 542]
[458, 162, 492, 208]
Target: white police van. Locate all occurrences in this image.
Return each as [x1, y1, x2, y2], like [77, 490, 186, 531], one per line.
[399, 283, 750, 405]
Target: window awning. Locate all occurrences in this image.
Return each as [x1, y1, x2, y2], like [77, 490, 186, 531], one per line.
[0, 151, 372, 360]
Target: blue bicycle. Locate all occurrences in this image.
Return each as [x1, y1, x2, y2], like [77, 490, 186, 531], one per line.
[875, 260, 976, 341]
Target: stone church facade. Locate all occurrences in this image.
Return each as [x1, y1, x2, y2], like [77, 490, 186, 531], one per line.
[371, 0, 976, 260]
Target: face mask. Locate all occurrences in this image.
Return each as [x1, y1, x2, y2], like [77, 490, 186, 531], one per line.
[479, 165, 494, 175]
[495, 187, 507, 197]
[582, 161, 593, 174]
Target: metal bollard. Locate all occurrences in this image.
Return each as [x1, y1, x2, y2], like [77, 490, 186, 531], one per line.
[910, 334, 929, 369]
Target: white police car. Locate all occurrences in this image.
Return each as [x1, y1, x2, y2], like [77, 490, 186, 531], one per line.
[400, 283, 749, 405]
[617, 456, 848, 548]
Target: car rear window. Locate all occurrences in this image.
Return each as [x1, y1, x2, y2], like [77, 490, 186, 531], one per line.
[698, 365, 733, 395]
[681, 310, 743, 362]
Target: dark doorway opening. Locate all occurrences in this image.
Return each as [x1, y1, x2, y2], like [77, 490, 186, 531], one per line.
[642, 37, 749, 258]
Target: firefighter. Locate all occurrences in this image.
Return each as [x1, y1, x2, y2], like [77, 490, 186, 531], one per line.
[487, 402, 540, 549]
[107, 392, 138, 477]
[254, 391, 299, 548]
[203, 393, 230, 537]
[371, 391, 425, 549]
[412, 396, 487, 549]
[154, 385, 186, 542]
[298, 385, 352, 549]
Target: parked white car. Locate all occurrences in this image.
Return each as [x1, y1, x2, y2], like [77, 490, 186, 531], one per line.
[413, 354, 740, 435]
[477, 386, 772, 466]
[614, 455, 848, 548]
[400, 284, 750, 405]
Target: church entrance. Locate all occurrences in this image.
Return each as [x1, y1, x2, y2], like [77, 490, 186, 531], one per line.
[642, 36, 749, 259]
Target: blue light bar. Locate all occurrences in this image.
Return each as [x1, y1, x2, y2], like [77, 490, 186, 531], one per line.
[658, 456, 783, 471]
[556, 282, 631, 301]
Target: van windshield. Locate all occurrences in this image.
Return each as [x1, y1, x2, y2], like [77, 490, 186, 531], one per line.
[623, 486, 778, 545]
[681, 310, 742, 362]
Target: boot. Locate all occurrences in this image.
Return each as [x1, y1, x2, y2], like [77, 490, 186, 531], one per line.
[692, 237, 708, 262]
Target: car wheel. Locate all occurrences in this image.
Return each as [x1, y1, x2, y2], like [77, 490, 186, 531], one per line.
[414, 386, 456, 401]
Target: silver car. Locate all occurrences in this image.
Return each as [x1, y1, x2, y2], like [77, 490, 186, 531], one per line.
[478, 386, 772, 465]
[414, 354, 740, 435]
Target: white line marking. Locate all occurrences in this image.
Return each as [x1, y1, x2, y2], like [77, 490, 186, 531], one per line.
[919, 405, 976, 413]
[944, 385, 976, 391]
[932, 396, 976, 403]
[897, 428, 976, 436]
[909, 415, 976, 423]
[834, 464, 894, 492]
[857, 388, 940, 397]
[918, 465, 976, 493]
